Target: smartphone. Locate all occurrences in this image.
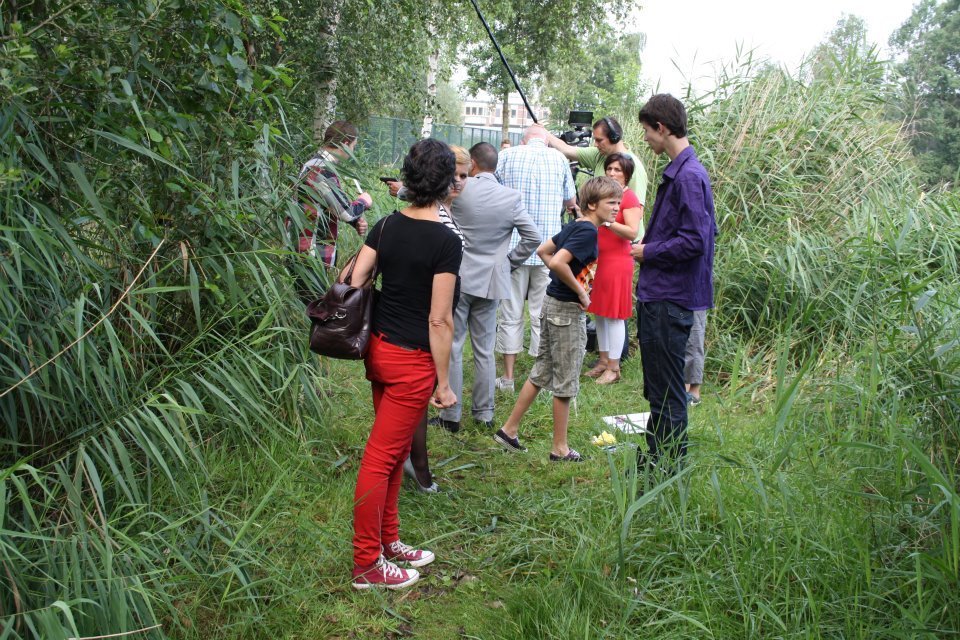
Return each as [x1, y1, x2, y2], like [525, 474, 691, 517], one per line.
[379, 176, 399, 184]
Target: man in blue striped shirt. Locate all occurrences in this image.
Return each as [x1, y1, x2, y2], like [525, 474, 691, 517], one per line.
[494, 125, 577, 392]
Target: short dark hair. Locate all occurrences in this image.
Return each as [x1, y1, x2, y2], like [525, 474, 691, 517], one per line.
[401, 138, 455, 207]
[638, 94, 687, 138]
[579, 176, 623, 210]
[603, 152, 635, 186]
[322, 120, 359, 147]
[469, 142, 498, 172]
[592, 116, 623, 140]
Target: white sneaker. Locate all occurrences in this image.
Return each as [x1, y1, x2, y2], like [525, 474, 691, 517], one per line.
[495, 376, 515, 393]
[383, 539, 435, 567]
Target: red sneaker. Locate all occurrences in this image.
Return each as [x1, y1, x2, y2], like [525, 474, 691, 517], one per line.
[383, 539, 435, 568]
[351, 555, 419, 590]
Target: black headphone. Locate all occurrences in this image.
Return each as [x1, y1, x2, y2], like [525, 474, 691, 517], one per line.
[601, 117, 622, 144]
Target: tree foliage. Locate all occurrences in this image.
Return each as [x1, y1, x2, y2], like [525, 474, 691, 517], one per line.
[248, 0, 468, 133]
[804, 14, 873, 81]
[890, 0, 960, 185]
[539, 31, 645, 128]
[436, 79, 466, 125]
[461, 0, 638, 136]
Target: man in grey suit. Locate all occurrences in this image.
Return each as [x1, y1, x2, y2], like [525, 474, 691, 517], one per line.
[431, 142, 541, 432]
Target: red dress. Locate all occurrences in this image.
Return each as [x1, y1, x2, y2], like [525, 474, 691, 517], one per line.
[588, 187, 640, 319]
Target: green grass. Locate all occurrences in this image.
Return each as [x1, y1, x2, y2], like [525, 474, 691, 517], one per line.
[172, 343, 959, 639]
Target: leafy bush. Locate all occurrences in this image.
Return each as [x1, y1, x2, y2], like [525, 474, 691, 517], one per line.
[0, 3, 321, 637]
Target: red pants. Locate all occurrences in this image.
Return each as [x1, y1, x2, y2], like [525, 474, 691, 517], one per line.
[353, 333, 436, 567]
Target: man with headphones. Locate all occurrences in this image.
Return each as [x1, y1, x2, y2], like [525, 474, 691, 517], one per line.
[544, 116, 647, 197]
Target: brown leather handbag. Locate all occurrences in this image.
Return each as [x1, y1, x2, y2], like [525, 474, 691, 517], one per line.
[306, 218, 386, 359]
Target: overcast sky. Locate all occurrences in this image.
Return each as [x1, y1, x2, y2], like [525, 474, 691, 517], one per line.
[635, 0, 919, 95]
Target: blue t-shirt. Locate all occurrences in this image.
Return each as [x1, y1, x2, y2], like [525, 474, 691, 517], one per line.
[545, 220, 599, 303]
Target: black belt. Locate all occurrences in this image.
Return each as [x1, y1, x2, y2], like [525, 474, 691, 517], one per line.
[375, 332, 428, 353]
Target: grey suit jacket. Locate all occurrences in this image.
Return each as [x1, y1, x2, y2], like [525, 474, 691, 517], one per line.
[451, 173, 540, 300]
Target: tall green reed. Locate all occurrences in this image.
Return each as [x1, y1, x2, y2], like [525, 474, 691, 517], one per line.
[687, 48, 957, 634]
[607, 46, 958, 638]
[0, 3, 331, 637]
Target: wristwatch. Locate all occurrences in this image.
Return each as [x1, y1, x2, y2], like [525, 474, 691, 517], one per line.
[602, 221, 613, 227]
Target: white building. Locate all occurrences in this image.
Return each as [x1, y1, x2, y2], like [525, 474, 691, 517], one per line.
[461, 90, 549, 135]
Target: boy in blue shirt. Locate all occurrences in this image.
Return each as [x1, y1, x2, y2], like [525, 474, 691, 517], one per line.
[494, 176, 623, 461]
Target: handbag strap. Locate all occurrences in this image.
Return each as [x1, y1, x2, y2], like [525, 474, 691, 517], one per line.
[340, 213, 389, 287]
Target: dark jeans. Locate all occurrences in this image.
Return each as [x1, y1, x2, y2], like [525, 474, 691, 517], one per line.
[637, 300, 694, 469]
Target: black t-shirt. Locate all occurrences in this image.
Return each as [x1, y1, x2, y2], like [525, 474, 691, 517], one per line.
[365, 211, 462, 350]
[545, 220, 599, 303]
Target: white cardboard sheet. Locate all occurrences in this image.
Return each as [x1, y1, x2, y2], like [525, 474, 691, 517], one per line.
[601, 412, 650, 435]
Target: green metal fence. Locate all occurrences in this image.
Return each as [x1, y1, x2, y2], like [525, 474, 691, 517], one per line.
[359, 116, 523, 166]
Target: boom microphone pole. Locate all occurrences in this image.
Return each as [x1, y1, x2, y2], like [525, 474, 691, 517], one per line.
[467, 0, 538, 124]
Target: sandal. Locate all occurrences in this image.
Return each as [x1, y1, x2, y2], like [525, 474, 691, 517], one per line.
[596, 369, 621, 385]
[585, 363, 608, 378]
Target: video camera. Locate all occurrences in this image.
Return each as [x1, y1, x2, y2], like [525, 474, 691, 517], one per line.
[558, 110, 593, 147]
[557, 111, 595, 224]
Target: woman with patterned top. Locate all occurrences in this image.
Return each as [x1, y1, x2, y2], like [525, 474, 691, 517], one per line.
[286, 120, 371, 304]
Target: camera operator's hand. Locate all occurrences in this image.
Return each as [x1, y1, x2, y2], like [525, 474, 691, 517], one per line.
[543, 125, 580, 161]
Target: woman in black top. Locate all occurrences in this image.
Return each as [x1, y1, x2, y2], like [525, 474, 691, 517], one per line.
[348, 139, 461, 590]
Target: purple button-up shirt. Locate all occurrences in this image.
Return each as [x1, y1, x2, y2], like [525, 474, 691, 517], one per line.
[635, 146, 716, 311]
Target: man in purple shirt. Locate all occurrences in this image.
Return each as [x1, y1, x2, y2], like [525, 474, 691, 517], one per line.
[630, 94, 717, 474]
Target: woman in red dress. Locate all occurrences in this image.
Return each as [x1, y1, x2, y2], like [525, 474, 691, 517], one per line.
[585, 153, 644, 384]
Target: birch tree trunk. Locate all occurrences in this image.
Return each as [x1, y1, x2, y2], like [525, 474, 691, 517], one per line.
[501, 90, 510, 142]
[420, 33, 439, 139]
[313, 0, 342, 142]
